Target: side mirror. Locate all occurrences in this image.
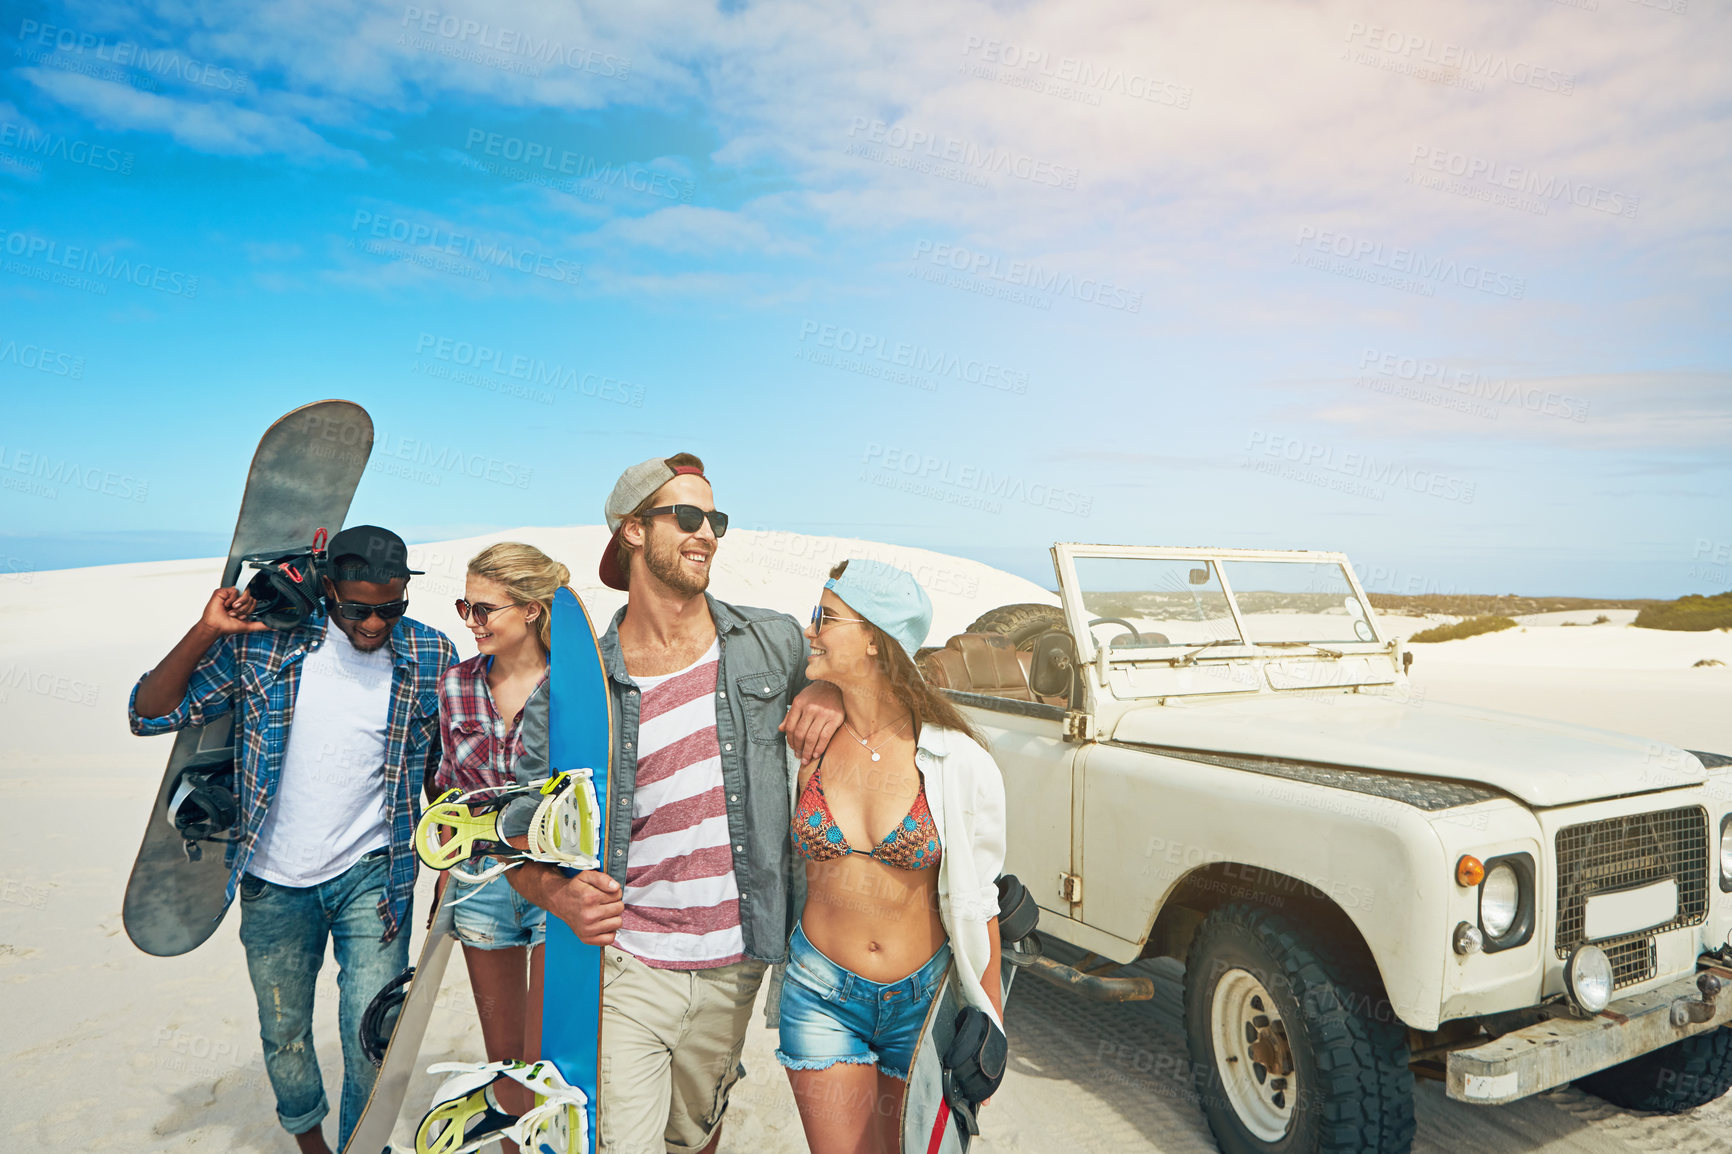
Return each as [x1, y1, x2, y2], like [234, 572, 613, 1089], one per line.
[1029, 630, 1079, 700]
[1189, 567, 1211, 586]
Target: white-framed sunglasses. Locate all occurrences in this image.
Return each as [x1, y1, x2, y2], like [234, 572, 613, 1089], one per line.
[810, 605, 870, 634]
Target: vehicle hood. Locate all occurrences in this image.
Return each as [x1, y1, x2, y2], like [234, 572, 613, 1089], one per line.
[1109, 692, 1705, 808]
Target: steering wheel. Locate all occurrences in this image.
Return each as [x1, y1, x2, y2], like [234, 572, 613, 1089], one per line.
[1087, 616, 1143, 643]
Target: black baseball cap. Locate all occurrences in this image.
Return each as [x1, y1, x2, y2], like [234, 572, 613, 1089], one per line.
[326, 525, 423, 583]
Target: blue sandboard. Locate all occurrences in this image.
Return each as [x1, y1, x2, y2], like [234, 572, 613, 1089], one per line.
[544, 587, 614, 1151]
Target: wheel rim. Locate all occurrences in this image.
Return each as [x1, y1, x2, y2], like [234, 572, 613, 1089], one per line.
[1209, 968, 1297, 1142]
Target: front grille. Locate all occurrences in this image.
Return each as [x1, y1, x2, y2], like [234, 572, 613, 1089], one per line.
[1554, 806, 1708, 988]
[1603, 937, 1657, 987]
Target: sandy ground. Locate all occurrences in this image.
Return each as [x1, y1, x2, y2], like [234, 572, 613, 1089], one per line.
[4, 533, 1732, 1152]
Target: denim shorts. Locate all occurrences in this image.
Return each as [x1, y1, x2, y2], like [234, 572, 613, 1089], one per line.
[775, 923, 950, 1081]
[448, 859, 546, 951]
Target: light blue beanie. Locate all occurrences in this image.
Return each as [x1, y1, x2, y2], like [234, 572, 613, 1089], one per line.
[825, 559, 933, 660]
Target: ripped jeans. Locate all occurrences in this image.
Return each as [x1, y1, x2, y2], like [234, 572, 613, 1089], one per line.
[237, 850, 410, 1148]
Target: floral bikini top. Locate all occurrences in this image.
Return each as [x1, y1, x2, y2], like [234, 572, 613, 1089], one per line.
[793, 757, 942, 870]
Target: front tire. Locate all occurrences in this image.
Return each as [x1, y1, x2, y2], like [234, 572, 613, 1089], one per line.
[1183, 903, 1414, 1154]
[1576, 1028, 1732, 1113]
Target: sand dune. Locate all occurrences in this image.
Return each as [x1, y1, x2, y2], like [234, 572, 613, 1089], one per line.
[4, 530, 1730, 1152]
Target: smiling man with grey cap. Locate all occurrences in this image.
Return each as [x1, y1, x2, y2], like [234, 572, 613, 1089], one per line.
[509, 452, 843, 1154]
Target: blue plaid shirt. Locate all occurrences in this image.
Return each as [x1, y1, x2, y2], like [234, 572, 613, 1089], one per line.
[128, 613, 456, 941]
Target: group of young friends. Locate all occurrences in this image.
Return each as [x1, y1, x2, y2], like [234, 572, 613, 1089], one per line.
[129, 452, 1009, 1154]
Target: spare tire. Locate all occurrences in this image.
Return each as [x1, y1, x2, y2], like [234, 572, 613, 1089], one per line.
[965, 603, 1067, 649]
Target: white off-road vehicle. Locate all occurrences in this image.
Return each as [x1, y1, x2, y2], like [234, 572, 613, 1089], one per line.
[918, 544, 1732, 1154]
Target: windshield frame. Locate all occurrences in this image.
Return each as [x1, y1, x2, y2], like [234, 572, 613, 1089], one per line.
[1053, 543, 1384, 665]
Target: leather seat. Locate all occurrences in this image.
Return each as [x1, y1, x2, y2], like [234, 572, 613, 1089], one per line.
[921, 633, 1035, 701]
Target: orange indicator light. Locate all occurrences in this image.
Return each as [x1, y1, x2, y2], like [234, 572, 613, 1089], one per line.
[1456, 855, 1486, 887]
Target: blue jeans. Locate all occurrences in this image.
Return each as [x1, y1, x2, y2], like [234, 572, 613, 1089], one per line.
[775, 922, 950, 1081]
[237, 849, 410, 1148]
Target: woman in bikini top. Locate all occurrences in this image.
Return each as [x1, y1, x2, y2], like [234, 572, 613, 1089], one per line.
[793, 752, 942, 870]
[780, 559, 1002, 1154]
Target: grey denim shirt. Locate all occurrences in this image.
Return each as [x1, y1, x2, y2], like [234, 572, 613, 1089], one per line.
[591, 593, 811, 966]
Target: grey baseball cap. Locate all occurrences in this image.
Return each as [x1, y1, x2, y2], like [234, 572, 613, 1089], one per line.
[599, 455, 708, 590]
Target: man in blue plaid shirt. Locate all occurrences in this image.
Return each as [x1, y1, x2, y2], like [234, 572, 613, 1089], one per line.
[130, 524, 456, 1154]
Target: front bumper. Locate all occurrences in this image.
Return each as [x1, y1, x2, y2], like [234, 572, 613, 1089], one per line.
[1446, 964, 1732, 1105]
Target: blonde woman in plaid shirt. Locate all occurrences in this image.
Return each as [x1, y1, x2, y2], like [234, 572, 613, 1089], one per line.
[434, 541, 569, 1147]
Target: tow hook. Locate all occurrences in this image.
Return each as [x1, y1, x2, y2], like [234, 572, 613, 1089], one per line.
[1671, 971, 1725, 1027]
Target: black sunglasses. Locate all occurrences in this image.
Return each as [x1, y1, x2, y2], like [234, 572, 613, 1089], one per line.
[640, 504, 729, 537]
[455, 598, 523, 626]
[328, 592, 409, 622]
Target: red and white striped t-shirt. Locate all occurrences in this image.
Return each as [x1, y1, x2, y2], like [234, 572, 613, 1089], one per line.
[616, 640, 744, 969]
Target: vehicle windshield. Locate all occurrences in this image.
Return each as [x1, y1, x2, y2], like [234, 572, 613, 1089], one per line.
[1219, 560, 1377, 645]
[1069, 555, 1379, 654]
[1071, 557, 1242, 650]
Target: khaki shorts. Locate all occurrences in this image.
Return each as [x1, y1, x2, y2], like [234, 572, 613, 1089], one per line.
[600, 946, 768, 1154]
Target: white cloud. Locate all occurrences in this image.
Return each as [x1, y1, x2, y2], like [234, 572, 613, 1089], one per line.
[21, 67, 363, 162]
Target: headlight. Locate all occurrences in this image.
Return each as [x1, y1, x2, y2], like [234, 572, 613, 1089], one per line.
[1565, 944, 1613, 1013]
[1476, 853, 1536, 952]
[1719, 815, 1732, 891]
[1480, 863, 1520, 938]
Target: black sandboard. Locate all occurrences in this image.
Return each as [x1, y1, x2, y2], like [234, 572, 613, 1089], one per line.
[122, 400, 374, 957]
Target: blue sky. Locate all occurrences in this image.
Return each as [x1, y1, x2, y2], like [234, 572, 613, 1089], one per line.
[1, 0, 1728, 596]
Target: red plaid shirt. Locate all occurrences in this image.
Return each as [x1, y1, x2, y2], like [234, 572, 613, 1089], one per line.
[435, 654, 547, 795]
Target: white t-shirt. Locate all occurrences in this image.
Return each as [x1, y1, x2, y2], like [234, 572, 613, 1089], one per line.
[248, 624, 394, 887]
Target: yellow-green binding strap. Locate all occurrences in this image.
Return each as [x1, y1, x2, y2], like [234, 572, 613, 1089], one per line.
[526, 771, 602, 866]
[415, 1083, 511, 1154]
[415, 798, 504, 871]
